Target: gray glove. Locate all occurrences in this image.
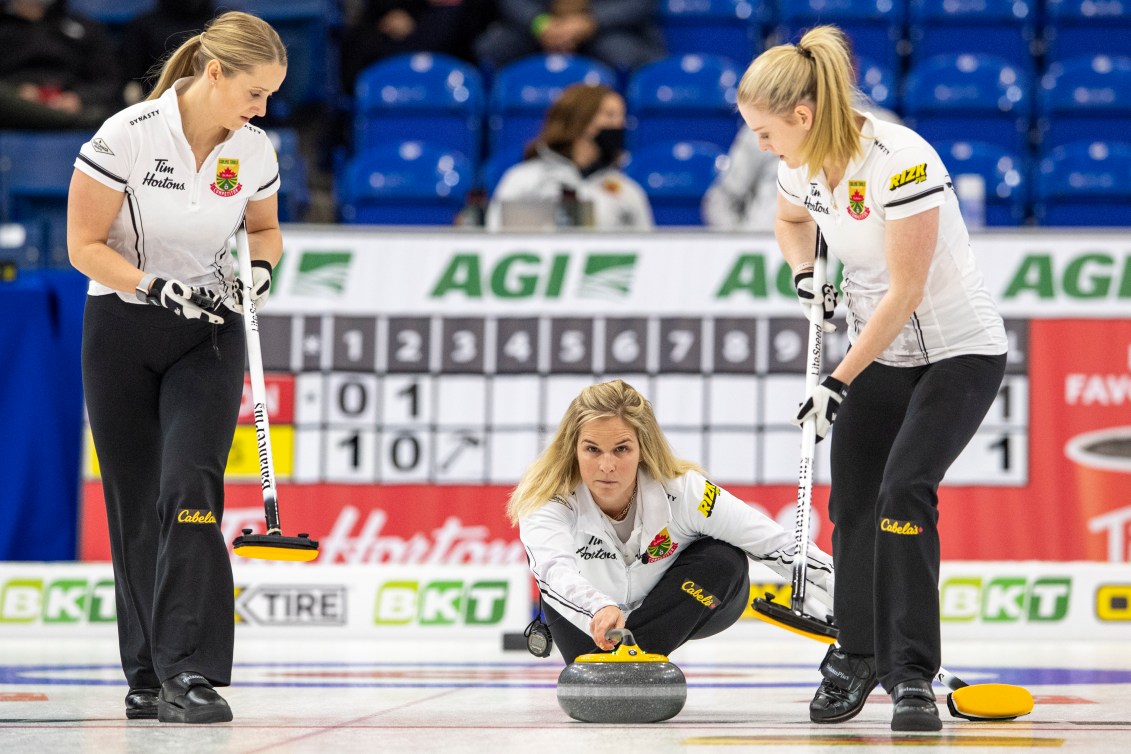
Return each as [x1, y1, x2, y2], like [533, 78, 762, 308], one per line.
[794, 269, 838, 333]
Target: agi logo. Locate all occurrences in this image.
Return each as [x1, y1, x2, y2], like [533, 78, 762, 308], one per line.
[292, 251, 352, 297]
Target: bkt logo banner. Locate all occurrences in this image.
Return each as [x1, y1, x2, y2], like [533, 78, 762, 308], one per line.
[0, 578, 116, 624]
[374, 580, 510, 626]
[940, 576, 1072, 623]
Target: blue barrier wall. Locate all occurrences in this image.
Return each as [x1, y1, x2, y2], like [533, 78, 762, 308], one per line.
[0, 270, 86, 560]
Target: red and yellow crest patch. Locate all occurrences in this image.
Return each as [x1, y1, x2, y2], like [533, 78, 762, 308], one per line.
[644, 527, 680, 563]
[848, 179, 870, 220]
[210, 158, 242, 197]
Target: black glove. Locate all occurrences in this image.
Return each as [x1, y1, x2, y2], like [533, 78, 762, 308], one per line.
[794, 269, 838, 332]
[792, 375, 849, 441]
[145, 277, 224, 324]
[231, 259, 273, 313]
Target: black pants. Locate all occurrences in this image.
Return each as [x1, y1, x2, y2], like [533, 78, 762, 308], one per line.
[543, 538, 750, 664]
[82, 294, 244, 689]
[828, 353, 1006, 692]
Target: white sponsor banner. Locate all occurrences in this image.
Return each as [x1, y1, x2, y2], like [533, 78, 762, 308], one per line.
[0, 563, 532, 638]
[269, 227, 1131, 316]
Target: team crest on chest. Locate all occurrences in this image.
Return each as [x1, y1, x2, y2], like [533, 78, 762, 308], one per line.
[848, 180, 870, 220]
[210, 158, 242, 197]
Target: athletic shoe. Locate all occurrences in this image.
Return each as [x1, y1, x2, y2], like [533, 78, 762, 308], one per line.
[891, 679, 942, 731]
[809, 645, 878, 723]
[157, 672, 232, 724]
[125, 688, 159, 720]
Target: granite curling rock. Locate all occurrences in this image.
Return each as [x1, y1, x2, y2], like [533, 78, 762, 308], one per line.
[556, 628, 687, 723]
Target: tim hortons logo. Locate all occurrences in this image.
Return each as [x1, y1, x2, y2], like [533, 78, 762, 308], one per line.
[222, 506, 526, 565]
[178, 509, 217, 524]
[880, 518, 923, 535]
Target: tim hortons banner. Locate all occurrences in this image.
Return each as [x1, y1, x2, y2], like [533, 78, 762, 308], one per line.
[80, 229, 1131, 564]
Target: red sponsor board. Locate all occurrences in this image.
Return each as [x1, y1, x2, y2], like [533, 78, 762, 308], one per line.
[238, 374, 295, 425]
[79, 321, 1131, 564]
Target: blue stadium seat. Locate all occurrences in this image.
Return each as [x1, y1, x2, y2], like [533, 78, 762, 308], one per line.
[908, 0, 1036, 73]
[934, 140, 1028, 226]
[0, 222, 46, 271]
[265, 128, 310, 223]
[1033, 141, 1131, 226]
[227, 0, 343, 114]
[68, 0, 155, 26]
[779, 0, 906, 72]
[480, 143, 527, 198]
[1044, 0, 1131, 63]
[856, 56, 898, 112]
[337, 141, 473, 225]
[625, 54, 741, 152]
[1037, 55, 1131, 154]
[487, 54, 617, 155]
[0, 131, 92, 268]
[354, 53, 484, 166]
[659, 0, 766, 64]
[623, 140, 725, 225]
[903, 54, 1032, 156]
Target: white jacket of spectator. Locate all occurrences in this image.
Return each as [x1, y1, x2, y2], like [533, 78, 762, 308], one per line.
[702, 102, 902, 231]
[486, 145, 654, 231]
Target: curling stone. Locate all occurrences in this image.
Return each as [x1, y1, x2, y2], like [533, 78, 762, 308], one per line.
[556, 628, 686, 723]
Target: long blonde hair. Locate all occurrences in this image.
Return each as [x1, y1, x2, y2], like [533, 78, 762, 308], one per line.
[506, 379, 703, 524]
[737, 25, 862, 179]
[147, 11, 287, 100]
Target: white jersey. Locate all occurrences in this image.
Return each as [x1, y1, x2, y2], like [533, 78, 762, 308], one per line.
[74, 77, 280, 303]
[778, 112, 1007, 366]
[485, 146, 654, 231]
[518, 468, 833, 637]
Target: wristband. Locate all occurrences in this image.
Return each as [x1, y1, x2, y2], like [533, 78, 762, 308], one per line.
[531, 13, 552, 37]
[135, 272, 156, 303]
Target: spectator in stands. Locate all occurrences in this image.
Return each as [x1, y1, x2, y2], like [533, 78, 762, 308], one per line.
[0, 0, 123, 129]
[703, 99, 902, 231]
[474, 0, 664, 72]
[485, 83, 653, 230]
[120, 0, 217, 103]
[340, 0, 496, 92]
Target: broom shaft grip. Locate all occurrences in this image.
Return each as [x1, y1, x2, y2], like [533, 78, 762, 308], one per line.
[791, 231, 828, 613]
[236, 225, 281, 532]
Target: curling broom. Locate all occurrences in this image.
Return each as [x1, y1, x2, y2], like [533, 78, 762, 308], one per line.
[231, 224, 319, 562]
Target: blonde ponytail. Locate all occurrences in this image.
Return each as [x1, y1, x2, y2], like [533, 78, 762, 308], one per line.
[737, 25, 862, 178]
[146, 11, 287, 101]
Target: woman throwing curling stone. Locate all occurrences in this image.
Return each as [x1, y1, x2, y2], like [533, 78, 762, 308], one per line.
[67, 12, 286, 724]
[736, 26, 1007, 731]
[507, 379, 834, 664]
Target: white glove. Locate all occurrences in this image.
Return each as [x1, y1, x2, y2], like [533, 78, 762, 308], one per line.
[759, 541, 835, 624]
[794, 269, 837, 333]
[230, 260, 273, 314]
[793, 375, 849, 442]
[145, 277, 223, 325]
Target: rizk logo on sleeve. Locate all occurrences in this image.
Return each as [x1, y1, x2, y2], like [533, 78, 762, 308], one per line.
[888, 163, 928, 191]
[698, 480, 720, 518]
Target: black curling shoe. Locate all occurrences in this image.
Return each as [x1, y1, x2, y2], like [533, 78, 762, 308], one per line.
[125, 688, 159, 719]
[890, 679, 943, 732]
[809, 645, 879, 723]
[157, 672, 232, 724]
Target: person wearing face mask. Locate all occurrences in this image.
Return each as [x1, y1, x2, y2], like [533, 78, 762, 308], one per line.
[508, 379, 835, 664]
[0, 0, 123, 128]
[67, 11, 286, 724]
[485, 83, 653, 230]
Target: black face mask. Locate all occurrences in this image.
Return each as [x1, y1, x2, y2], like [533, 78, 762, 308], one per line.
[593, 127, 625, 169]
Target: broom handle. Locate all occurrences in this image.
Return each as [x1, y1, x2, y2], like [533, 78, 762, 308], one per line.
[236, 225, 281, 534]
[790, 229, 828, 614]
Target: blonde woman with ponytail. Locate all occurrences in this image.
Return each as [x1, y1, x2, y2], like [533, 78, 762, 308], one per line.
[66, 11, 287, 725]
[737, 26, 1008, 732]
[508, 379, 834, 665]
